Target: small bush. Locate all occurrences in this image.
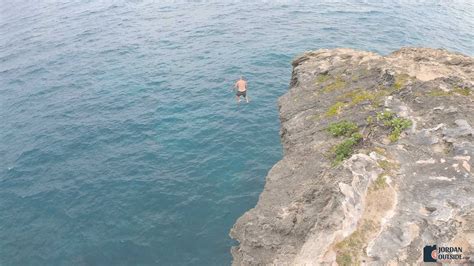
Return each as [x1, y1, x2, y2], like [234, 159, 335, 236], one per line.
[388, 118, 412, 141]
[376, 110, 395, 122]
[333, 133, 363, 163]
[376, 111, 412, 142]
[328, 121, 358, 137]
[365, 115, 374, 125]
[366, 115, 374, 125]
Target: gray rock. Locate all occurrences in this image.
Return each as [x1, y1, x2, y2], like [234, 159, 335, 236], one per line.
[230, 48, 474, 265]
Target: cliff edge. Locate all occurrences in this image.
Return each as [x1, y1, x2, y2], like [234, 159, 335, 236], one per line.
[230, 48, 474, 265]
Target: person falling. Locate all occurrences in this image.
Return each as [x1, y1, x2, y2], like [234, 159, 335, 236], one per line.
[234, 76, 249, 103]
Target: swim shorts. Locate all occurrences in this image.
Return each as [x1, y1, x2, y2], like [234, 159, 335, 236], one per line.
[236, 90, 246, 97]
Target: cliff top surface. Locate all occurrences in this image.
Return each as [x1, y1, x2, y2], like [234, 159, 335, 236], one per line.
[231, 47, 473, 265]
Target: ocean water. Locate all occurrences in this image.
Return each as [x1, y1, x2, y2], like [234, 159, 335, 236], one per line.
[1, 0, 473, 265]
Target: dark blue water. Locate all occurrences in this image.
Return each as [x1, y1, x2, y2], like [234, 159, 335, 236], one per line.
[1, 0, 473, 265]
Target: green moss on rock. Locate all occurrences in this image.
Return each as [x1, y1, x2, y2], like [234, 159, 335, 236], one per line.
[373, 175, 387, 190]
[428, 89, 451, 97]
[323, 77, 347, 93]
[326, 102, 345, 117]
[429, 87, 471, 97]
[338, 88, 389, 108]
[341, 89, 376, 104]
[453, 86, 471, 96]
[315, 73, 330, 83]
[393, 74, 410, 90]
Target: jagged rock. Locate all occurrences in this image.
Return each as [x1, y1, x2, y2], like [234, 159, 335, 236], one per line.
[230, 48, 474, 265]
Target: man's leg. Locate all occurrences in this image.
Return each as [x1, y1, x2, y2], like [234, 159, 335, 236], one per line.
[236, 95, 241, 103]
[245, 95, 249, 103]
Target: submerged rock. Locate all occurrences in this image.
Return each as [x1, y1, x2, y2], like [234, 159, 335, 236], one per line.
[230, 48, 474, 265]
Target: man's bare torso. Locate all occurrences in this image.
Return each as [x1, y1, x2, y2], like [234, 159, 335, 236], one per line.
[235, 79, 247, 92]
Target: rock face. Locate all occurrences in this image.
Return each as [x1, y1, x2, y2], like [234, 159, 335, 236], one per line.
[230, 48, 474, 265]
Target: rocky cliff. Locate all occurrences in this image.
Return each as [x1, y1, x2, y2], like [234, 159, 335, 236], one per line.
[230, 48, 474, 265]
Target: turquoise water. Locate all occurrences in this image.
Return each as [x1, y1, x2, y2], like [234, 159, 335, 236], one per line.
[1, 1, 473, 265]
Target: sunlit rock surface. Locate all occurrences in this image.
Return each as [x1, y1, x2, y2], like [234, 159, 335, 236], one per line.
[230, 48, 473, 265]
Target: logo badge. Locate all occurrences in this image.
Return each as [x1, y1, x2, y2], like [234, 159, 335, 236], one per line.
[423, 245, 437, 262]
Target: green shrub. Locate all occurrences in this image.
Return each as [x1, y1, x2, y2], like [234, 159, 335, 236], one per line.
[388, 118, 412, 141]
[376, 110, 395, 122]
[376, 111, 412, 142]
[333, 133, 363, 163]
[366, 115, 374, 125]
[328, 121, 358, 137]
